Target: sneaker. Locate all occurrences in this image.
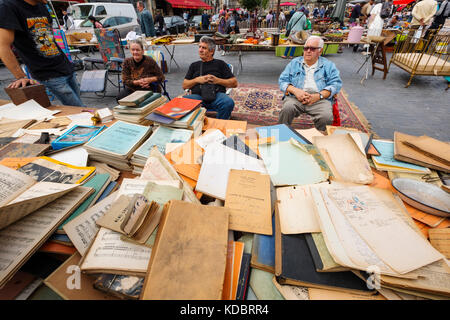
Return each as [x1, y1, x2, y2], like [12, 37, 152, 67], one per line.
[221, 51, 226, 56]
[281, 55, 287, 59]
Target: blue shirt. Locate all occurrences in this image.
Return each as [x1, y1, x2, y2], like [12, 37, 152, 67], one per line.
[279, 56, 343, 101]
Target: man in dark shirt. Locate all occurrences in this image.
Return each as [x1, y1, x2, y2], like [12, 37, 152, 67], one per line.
[350, 3, 362, 23]
[183, 36, 238, 120]
[0, 0, 84, 106]
[201, 11, 210, 30]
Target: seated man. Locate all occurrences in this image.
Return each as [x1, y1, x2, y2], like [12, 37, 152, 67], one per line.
[278, 35, 342, 132]
[183, 36, 238, 120]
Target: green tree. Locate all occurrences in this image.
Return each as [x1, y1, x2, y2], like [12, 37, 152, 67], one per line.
[239, 0, 260, 11]
[261, 0, 269, 9]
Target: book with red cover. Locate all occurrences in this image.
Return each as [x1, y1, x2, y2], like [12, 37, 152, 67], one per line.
[153, 97, 202, 120]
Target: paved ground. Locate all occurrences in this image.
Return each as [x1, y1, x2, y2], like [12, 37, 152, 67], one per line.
[0, 44, 448, 140]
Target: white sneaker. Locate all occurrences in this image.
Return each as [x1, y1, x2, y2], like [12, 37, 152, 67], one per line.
[221, 51, 226, 56]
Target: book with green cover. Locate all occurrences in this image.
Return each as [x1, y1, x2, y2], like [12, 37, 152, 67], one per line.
[57, 173, 111, 233]
[249, 268, 284, 300]
[118, 90, 154, 107]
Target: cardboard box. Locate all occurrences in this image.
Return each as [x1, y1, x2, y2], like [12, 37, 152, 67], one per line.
[4, 84, 51, 107]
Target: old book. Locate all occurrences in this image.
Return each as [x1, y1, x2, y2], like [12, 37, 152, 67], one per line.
[79, 227, 152, 276]
[51, 125, 106, 150]
[0, 143, 50, 161]
[402, 134, 450, 167]
[169, 107, 205, 129]
[118, 90, 154, 106]
[236, 253, 251, 300]
[222, 135, 259, 159]
[371, 140, 431, 174]
[272, 277, 310, 300]
[306, 233, 348, 272]
[0, 186, 93, 288]
[63, 191, 118, 256]
[57, 173, 111, 234]
[152, 97, 201, 120]
[44, 252, 118, 300]
[395, 132, 450, 173]
[17, 156, 95, 184]
[255, 124, 309, 144]
[222, 241, 244, 300]
[0, 164, 80, 230]
[224, 170, 272, 235]
[165, 138, 204, 181]
[141, 200, 230, 300]
[0, 137, 17, 148]
[93, 274, 144, 300]
[115, 94, 164, 113]
[0, 119, 36, 138]
[249, 268, 285, 300]
[202, 117, 247, 135]
[84, 120, 152, 161]
[313, 134, 373, 184]
[308, 287, 386, 300]
[195, 129, 226, 150]
[38, 242, 77, 255]
[0, 271, 36, 300]
[250, 215, 276, 273]
[0, 157, 38, 170]
[428, 228, 450, 258]
[274, 204, 373, 294]
[259, 139, 328, 187]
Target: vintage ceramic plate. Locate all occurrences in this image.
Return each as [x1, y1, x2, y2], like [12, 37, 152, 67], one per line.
[392, 178, 450, 218]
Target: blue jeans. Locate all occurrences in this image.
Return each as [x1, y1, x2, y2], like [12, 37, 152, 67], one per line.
[40, 73, 84, 107]
[184, 92, 234, 120]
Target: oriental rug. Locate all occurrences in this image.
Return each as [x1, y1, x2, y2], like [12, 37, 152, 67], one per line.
[228, 83, 373, 133]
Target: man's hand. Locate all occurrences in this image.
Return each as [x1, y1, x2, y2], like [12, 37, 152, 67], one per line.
[7, 78, 37, 89]
[306, 93, 321, 105]
[291, 87, 310, 104]
[196, 75, 210, 84]
[205, 74, 220, 84]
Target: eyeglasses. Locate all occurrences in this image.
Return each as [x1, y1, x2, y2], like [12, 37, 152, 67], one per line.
[303, 46, 320, 51]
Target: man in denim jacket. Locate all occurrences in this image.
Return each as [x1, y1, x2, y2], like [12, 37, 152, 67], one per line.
[278, 36, 342, 131]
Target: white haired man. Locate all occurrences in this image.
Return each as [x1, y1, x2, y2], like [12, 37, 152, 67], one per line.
[278, 36, 342, 131]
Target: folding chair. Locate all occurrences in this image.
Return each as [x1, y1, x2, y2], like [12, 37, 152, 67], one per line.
[79, 69, 109, 98]
[53, 28, 83, 71]
[144, 49, 170, 100]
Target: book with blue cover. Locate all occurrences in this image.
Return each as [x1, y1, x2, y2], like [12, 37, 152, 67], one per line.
[255, 124, 309, 144]
[132, 125, 193, 161]
[250, 215, 276, 273]
[51, 125, 106, 150]
[84, 121, 152, 159]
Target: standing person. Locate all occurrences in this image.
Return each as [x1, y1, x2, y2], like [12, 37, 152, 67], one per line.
[117, 39, 165, 101]
[220, 5, 227, 15]
[319, 5, 325, 17]
[202, 10, 210, 30]
[429, 0, 449, 29]
[362, 0, 375, 24]
[282, 8, 307, 59]
[137, 1, 155, 37]
[349, 3, 362, 23]
[279, 10, 286, 28]
[411, 0, 438, 27]
[0, 0, 84, 106]
[218, 12, 227, 33]
[266, 10, 274, 27]
[278, 36, 342, 132]
[62, 9, 74, 31]
[183, 36, 237, 120]
[88, 15, 103, 29]
[154, 9, 165, 36]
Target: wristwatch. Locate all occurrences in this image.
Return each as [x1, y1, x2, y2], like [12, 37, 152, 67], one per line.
[318, 92, 324, 100]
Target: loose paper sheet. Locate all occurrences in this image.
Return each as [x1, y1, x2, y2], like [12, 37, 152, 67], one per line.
[48, 147, 89, 168]
[276, 184, 328, 234]
[196, 142, 268, 200]
[224, 170, 272, 235]
[63, 191, 118, 256]
[0, 99, 59, 121]
[0, 164, 36, 206]
[195, 129, 226, 150]
[326, 186, 443, 274]
[429, 229, 450, 259]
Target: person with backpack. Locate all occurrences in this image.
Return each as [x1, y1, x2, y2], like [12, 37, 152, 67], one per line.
[282, 7, 307, 59]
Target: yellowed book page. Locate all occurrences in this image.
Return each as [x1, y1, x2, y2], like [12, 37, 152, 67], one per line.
[0, 164, 36, 206]
[63, 191, 118, 256]
[272, 276, 309, 300]
[313, 134, 373, 184]
[80, 227, 151, 276]
[326, 186, 443, 274]
[428, 228, 450, 259]
[0, 182, 78, 230]
[224, 169, 272, 235]
[295, 128, 324, 143]
[0, 186, 92, 288]
[276, 184, 329, 234]
[116, 178, 180, 199]
[308, 287, 386, 300]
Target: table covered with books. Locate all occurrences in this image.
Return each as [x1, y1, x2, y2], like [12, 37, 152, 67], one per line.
[0, 93, 449, 302]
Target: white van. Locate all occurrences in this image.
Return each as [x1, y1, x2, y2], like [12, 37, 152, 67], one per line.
[69, 2, 138, 28]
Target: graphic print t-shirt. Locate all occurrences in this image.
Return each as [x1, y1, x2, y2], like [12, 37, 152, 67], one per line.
[0, 0, 72, 81]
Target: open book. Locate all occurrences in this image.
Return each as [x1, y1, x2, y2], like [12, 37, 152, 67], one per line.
[0, 164, 79, 230]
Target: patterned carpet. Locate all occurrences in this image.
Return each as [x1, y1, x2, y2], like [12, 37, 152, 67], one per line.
[229, 83, 372, 133]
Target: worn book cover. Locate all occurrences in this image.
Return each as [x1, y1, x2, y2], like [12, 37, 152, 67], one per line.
[0, 143, 50, 161]
[153, 97, 201, 120]
[118, 90, 154, 106]
[141, 200, 230, 300]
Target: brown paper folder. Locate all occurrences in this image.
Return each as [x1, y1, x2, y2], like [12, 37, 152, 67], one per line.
[141, 200, 230, 300]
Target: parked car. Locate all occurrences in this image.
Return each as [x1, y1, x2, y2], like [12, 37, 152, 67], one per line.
[68, 15, 140, 38]
[188, 15, 202, 29]
[69, 2, 138, 29]
[164, 15, 187, 34]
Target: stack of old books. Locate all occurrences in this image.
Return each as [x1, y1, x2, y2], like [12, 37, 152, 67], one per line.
[84, 120, 152, 171]
[113, 90, 167, 125]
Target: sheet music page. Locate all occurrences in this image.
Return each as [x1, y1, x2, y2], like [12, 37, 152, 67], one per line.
[117, 178, 180, 199]
[326, 186, 443, 274]
[9, 182, 77, 203]
[80, 227, 151, 274]
[0, 187, 92, 288]
[63, 191, 118, 256]
[0, 164, 36, 206]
